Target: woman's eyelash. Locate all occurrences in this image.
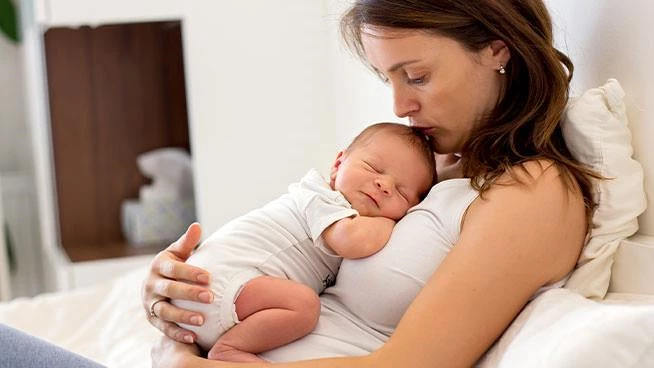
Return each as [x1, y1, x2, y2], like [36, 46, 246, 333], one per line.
[376, 72, 425, 85]
[407, 75, 426, 85]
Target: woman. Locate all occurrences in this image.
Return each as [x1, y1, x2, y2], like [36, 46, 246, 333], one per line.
[146, 1, 599, 367]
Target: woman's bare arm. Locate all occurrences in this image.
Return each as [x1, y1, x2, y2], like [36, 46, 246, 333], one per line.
[369, 161, 586, 367]
[154, 161, 587, 368]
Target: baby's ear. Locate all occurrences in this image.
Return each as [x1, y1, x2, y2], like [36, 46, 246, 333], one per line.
[330, 151, 345, 187]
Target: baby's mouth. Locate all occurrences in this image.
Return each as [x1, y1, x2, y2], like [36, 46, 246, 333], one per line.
[363, 192, 379, 208]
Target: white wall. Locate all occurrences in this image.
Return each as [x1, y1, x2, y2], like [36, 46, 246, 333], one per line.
[1, 0, 44, 297]
[42, 0, 186, 27]
[186, 0, 400, 231]
[545, 0, 654, 236]
[0, 4, 28, 173]
[0, 1, 22, 297]
[325, 1, 398, 150]
[32, 0, 340, 236]
[183, 1, 337, 232]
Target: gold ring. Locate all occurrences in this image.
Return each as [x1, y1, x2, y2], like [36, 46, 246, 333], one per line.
[149, 298, 166, 319]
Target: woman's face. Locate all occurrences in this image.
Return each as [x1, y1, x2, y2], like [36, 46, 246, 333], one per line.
[361, 27, 508, 153]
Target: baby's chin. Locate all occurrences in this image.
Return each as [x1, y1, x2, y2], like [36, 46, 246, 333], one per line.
[351, 203, 376, 217]
[356, 207, 404, 221]
[353, 207, 372, 217]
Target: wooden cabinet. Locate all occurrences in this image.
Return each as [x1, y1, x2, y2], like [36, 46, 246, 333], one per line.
[44, 21, 191, 262]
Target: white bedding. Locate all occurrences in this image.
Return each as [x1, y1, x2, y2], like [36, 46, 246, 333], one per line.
[1, 267, 653, 367]
[479, 290, 654, 367]
[0, 268, 158, 368]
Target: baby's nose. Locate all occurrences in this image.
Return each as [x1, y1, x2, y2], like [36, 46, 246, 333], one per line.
[375, 177, 392, 195]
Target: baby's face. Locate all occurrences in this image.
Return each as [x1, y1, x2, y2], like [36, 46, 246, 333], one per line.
[333, 132, 433, 220]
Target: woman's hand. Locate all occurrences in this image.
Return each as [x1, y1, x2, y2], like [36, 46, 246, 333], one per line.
[151, 335, 202, 368]
[142, 223, 213, 343]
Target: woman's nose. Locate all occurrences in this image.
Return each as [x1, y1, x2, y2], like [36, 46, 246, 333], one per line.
[393, 85, 419, 118]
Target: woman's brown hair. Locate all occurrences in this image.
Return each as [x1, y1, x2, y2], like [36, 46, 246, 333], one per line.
[341, 0, 602, 220]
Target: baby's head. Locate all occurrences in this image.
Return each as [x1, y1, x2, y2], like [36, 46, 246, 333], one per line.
[331, 122, 436, 220]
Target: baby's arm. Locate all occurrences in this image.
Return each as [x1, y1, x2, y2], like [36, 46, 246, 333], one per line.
[322, 215, 395, 259]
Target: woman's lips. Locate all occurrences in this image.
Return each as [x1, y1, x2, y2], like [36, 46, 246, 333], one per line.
[413, 127, 438, 150]
[415, 126, 435, 135]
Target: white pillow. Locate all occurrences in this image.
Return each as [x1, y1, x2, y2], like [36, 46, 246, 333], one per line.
[477, 288, 654, 367]
[561, 79, 647, 299]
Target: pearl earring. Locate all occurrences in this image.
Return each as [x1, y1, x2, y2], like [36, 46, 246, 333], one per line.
[498, 64, 506, 75]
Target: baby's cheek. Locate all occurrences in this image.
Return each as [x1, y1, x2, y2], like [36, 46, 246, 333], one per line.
[388, 205, 409, 221]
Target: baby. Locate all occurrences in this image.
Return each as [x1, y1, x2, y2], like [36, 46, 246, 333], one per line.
[172, 122, 436, 362]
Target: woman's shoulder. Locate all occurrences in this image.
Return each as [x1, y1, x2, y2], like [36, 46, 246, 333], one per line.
[496, 159, 573, 188]
[463, 158, 586, 284]
[477, 158, 584, 225]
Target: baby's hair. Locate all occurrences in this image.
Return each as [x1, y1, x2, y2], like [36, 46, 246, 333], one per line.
[347, 122, 437, 195]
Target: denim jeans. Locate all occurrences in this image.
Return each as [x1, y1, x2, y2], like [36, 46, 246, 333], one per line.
[0, 324, 106, 368]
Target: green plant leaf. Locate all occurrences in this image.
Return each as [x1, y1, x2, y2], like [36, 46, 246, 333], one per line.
[0, 0, 19, 43]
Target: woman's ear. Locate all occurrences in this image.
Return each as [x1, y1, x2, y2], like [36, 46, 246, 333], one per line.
[487, 39, 511, 67]
[330, 151, 345, 188]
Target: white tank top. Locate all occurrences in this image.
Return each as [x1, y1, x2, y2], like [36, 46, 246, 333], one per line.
[324, 178, 479, 336]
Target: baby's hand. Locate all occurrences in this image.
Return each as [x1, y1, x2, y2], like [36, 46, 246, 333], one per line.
[323, 215, 395, 259]
[371, 216, 396, 244]
[372, 215, 396, 230]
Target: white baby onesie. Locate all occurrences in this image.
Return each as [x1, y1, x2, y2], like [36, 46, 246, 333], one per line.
[173, 169, 358, 350]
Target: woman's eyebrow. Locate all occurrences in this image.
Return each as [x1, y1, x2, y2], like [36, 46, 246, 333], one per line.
[371, 59, 422, 75]
[387, 59, 421, 73]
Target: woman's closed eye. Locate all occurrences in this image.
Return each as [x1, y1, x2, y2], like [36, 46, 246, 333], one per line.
[406, 74, 427, 85]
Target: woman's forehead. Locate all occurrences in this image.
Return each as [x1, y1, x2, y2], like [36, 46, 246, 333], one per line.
[362, 31, 426, 67]
[361, 29, 460, 72]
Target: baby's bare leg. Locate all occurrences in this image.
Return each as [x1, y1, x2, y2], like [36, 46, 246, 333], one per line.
[207, 276, 321, 362]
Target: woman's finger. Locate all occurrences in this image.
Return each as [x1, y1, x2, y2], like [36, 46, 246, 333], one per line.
[150, 278, 214, 303]
[151, 298, 207, 327]
[167, 222, 203, 259]
[151, 256, 210, 285]
[150, 317, 197, 344]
